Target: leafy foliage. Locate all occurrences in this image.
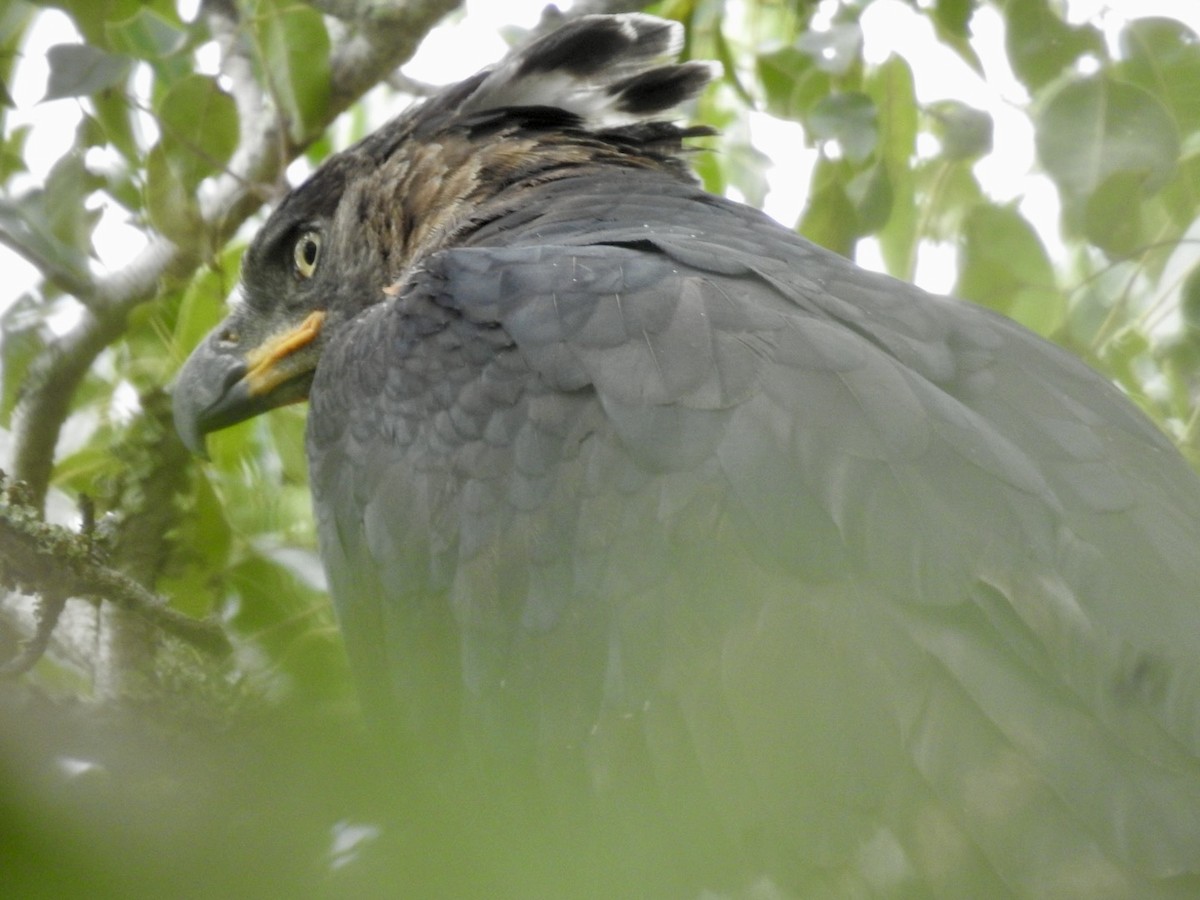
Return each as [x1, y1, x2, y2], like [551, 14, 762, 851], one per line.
[3, 0, 1200, 892]
[707, 0, 1200, 457]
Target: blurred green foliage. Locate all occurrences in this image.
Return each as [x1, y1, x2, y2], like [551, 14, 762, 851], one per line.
[3, 0, 1200, 895]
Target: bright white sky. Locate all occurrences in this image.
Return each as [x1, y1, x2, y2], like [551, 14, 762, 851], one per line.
[3, 0, 1200, 306]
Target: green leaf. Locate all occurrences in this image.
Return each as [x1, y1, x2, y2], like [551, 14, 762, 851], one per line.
[0, 122, 28, 181]
[0, 197, 90, 287]
[721, 132, 771, 210]
[1119, 17, 1200, 137]
[0, 1, 31, 50]
[913, 159, 984, 242]
[798, 159, 858, 257]
[0, 295, 49, 426]
[1083, 171, 1146, 257]
[251, 0, 332, 142]
[1099, 326, 1151, 397]
[154, 74, 238, 189]
[164, 469, 234, 612]
[43, 150, 103, 250]
[809, 92, 877, 162]
[757, 46, 830, 120]
[955, 203, 1061, 333]
[1005, 0, 1103, 91]
[1180, 262, 1200, 329]
[224, 555, 295, 639]
[226, 550, 349, 703]
[0, 151, 102, 282]
[57, 0, 144, 46]
[690, 84, 769, 207]
[796, 23, 863, 76]
[95, 160, 139, 216]
[1006, 285, 1067, 336]
[927, 100, 993, 161]
[845, 162, 892, 234]
[1161, 333, 1200, 428]
[173, 245, 245, 366]
[867, 56, 917, 164]
[268, 406, 311, 488]
[43, 43, 129, 100]
[1159, 148, 1200, 230]
[105, 7, 187, 60]
[145, 144, 202, 245]
[0, 4, 30, 132]
[89, 85, 139, 161]
[51, 434, 124, 497]
[876, 186, 917, 280]
[1036, 75, 1179, 205]
[867, 55, 918, 276]
[933, 0, 972, 39]
[689, 84, 740, 196]
[927, 0, 982, 73]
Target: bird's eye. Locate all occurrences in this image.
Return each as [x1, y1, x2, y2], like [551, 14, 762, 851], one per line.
[293, 231, 321, 278]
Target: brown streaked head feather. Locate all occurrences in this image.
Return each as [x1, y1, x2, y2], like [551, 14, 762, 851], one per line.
[173, 13, 714, 453]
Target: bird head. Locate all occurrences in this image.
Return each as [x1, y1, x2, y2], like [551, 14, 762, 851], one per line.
[172, 13, 715, 456]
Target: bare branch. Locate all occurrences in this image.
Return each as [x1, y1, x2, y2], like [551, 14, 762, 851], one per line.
[11, 307, 126, 513]
[328, 0, 463, 110]
[384, 69, 441, 97]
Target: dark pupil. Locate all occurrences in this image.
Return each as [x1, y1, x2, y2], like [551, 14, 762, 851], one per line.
[302, 239, 317, 266]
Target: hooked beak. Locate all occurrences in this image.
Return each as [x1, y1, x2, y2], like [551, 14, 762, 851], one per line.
[172, 309, 326, 457]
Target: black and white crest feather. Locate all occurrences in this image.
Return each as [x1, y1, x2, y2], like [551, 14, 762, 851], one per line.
[462, 14, 718, 125]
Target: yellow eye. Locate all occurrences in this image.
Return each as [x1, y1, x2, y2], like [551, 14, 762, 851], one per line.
[294, 231, 320, 278]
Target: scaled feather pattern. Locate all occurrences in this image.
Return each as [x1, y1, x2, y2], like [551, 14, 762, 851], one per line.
[173, 14, 1200, 898]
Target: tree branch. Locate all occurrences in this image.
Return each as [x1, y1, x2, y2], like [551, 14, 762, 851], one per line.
[327, 0, 463, 110]
[0, 476, 231, 663]
[10, 0, 465, 512]
[9, 0, 654, 514]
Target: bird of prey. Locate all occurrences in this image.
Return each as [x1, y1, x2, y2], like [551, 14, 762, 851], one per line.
[173, 13, 1200, 898]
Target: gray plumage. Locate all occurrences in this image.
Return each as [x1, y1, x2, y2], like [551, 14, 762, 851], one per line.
[173, 14, 1200, 897]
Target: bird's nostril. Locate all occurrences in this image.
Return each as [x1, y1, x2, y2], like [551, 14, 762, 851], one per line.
[219, 363, 247, 394]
